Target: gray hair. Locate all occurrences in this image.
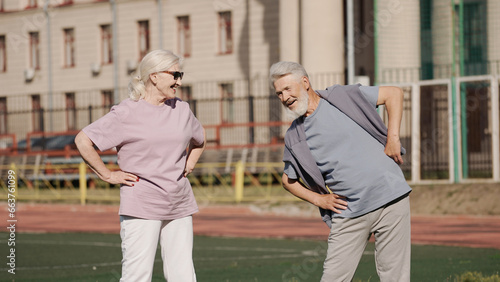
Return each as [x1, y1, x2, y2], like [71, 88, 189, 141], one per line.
[269, 61, 309, 89]
[128, 50, 181, 100]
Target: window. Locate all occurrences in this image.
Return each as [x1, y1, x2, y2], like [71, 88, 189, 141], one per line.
[451, 1, 487, 77]
[29, 32, 40, 70]
[63, 28, 75, 67]
[101, 24, 112, 64]
[179, 86, 196, 115]
[138, 21, 150, 60]
[26, 0, 37, 9]
[31, 95, 42, 132]
[218, 11, 232, 54]
[0, 35, 5, 72]
[461, 1, 487, 76]
[102, 90, 114, 109]
[65, 93, 76, 130]
[420, 0, 434, 80]
[0, 97, 7, 134]
[220, 83, 234, 123]
[177, 16, 191, 57]
[179, 85, 192, 101]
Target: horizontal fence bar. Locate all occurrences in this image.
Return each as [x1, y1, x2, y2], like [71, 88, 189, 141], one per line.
[0, 162, 290, 204]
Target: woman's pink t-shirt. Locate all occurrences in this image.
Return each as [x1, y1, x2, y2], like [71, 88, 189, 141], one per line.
[82, 98, 204, 220]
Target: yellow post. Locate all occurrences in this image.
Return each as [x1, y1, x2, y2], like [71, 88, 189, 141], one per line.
[79, 162, 87, 205]
[234, 161, 244, 203]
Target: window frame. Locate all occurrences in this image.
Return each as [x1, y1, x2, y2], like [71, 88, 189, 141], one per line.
[220, 83, 234, 123]
[102, 90, 114, 109]
[217, 11, 233, 55]
[26, 0, 37, 9]
[63, 28, 75, 68]
[0, 35, 6, 72]
[0, 97, 7, 134]
[100, 24, 113, 64]
[138, 20, 150, 60]
[31, 94, 42, 132]
[177, 16, 191, 57]
[65, 92, 76, 131]
[29, 32, 40, 70]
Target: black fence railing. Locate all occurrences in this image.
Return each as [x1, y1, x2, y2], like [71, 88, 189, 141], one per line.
[0, 74, 497, 183]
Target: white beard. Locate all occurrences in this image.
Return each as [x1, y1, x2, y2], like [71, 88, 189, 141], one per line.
[285, 89, 309, 119]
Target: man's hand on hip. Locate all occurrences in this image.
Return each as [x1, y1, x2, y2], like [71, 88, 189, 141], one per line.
[314, 193, 348, 214]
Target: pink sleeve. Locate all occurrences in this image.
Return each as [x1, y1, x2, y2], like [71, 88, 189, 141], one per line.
[190, 111, 204, 146]
[82, 106, 124, 151]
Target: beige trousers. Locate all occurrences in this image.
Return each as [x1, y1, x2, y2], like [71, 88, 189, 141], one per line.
[321, 195, 411, 282]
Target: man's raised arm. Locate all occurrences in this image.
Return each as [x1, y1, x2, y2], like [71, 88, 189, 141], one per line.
[377, 86, 404, 165]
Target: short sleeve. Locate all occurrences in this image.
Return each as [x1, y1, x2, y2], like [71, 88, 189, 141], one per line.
[190, 111, 204, 146]
[82, 106, 124, 151]
[359, 86, 379, 108]
[284, 161, 298, 179]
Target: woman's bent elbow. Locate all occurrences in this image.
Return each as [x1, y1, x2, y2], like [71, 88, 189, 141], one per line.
[75, 131, 91, 150]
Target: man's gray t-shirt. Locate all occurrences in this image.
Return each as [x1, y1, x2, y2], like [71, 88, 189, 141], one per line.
[284, 86, 411, 218]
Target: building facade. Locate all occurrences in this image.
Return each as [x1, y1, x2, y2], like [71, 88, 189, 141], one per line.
[1, 0, 499, 183]
[0, 0, 346, 146]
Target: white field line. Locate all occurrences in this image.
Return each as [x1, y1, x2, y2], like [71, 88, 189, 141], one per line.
[0, 240, 374, 271]
[12, 239, 121, 247]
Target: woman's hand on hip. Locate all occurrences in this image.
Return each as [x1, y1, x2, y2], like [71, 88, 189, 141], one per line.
[183, 161, 195, 177]
[103, 171, 139, 186]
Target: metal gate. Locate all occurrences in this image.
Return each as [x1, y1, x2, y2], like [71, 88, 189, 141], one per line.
[455, 75, 500, 182]
[383, 79, 454, 184]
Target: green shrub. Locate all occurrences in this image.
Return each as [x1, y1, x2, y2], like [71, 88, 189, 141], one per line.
[454, 271, 500, 282]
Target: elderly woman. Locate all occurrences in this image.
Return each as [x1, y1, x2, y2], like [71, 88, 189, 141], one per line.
[75, 49, 205, 282]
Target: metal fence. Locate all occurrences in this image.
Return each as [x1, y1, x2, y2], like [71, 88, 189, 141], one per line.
[382, 75, 500, 184]
[0, 73, 347, 150]
[0, 161, 293, 204]
[1, 74, 499, 184]
[455, 75, 500, 182]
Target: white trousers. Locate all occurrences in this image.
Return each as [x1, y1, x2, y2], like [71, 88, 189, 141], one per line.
[119, 215, 196, 282]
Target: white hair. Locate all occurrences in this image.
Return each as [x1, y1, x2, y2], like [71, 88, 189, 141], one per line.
[269, 61, 309, 89]
[128, 50, 181, 100]
[285, 88, 309, 119]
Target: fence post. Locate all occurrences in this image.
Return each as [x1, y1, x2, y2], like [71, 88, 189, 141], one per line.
[79, 162, 87, 205]
[88, 105, 93, 124]
[492, 75, 500, 181]
[411, 83, 421, 183]
[235, 161, 244, 203]
[248, 95, 254, 144]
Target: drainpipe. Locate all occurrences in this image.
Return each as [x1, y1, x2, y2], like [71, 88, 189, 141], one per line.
[347, 0, 354, 85]
[43, 0, 53, 131]
[374, 0, 378, 85]
[450, 0, 460, 183]
[158, 0, 163, 49]
[111, 0, 119, 104]
[298, 0, 302, 64]
[458, 0, 468, 179]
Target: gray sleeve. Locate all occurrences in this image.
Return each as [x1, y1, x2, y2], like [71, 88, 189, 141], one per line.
[283, 161, 298, 179]
[359, 86, 379, 108]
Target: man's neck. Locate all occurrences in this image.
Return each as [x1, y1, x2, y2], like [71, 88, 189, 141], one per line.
[304, 90, 321, 117]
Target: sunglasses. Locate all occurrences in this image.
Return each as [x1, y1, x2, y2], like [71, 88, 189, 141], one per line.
[161, 70, 184, 80]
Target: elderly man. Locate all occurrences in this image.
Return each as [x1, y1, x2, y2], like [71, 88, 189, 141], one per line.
[270, 61, 411, 282]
